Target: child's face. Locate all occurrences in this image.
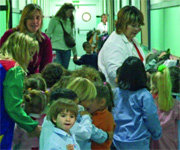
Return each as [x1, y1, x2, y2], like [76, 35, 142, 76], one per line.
[84, 44, 92, 54]
[53, 110, 76, 133]
[88, 98, 103, 114]
[79, 99, 93, 111]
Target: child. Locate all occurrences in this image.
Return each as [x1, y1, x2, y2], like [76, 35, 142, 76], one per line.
[44, 98, 80, 150]
[150, 65, 180, 150]
[40, 87, 78, 150]
[41, 62, 64, 89]
[88, 82, 115, 150]
[112, 56, 162, 150]
[0, 32, 40, 149]
[66, 77, 111, 150]
[73, 42, 98, 70]
[13, 89, 47, 150]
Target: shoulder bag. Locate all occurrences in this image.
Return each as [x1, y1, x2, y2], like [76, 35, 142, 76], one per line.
[59, 21, 76, 48]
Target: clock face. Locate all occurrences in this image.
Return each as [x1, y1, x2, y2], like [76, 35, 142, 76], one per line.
[82, 12, 91, 22]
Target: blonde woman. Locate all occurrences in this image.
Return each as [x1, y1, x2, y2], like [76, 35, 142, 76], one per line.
[0, 3, 53, 74]
[0, 32, 41, 149]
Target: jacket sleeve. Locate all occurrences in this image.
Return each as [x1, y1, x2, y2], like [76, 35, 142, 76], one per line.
[73, 56, 85, 65]
[142, 91, 162, 140]
[46, 18, 56, 39]
[3, 67, 38, 132]
[0, 29, 14, 47]
[70, 115, 92, 141]
[39, 33, 53, 72]
[90, 124, 108, 143]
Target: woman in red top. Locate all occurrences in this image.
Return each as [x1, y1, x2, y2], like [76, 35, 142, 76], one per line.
[0, 3, 52, 74]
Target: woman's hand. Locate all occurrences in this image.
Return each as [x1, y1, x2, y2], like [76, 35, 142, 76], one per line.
[66, 144, 74, 150]
[28, 125, 41, 137]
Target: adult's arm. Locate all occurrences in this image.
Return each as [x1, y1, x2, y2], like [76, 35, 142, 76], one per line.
[3, 67, 38, 132]
[0, 29, 14, 47]
[39, 33, 53, 72]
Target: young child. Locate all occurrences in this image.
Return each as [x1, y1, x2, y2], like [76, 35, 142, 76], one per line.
[41, 62, 64, 89]
[44, 98, 80, 150]
[0, 32, 40, 149]
[66, 77, 111, 150]
[150, 65, 180, 150]
[112, 56, 162, 150]
[12, 75, 47, 150]
[88, 82, 115, 150]
[73, 42, 98, 70]
[40, 87, 79, 150]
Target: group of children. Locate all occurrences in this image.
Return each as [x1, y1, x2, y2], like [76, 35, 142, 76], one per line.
[0, 32, 180, 150]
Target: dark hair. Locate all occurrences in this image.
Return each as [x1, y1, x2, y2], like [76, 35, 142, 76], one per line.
[49, 88, 78, 103]
[169, 66, 180, 93]
[86, 30, 94, 41]
[24, 74, 47, 91]
[116, 6, 144, 34]
[41, 63, 64, 88]
[117, 56, 147, 91]
[98, 71, 106, 82]
[82, 41, 90, 49]
[95, 82, 114, 112]
[55, 3, 75, 28]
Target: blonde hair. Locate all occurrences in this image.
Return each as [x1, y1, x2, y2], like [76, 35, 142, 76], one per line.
[66, 77, 97, 102]
[0, 32, 39, 72]
[151, 67, 174, 111]
[16, 3, 44, 42]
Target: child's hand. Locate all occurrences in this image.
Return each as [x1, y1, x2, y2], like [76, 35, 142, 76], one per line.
[28, 125, 41, 137]
[73, 55, 77, 61]
[66, 144, 74, 150]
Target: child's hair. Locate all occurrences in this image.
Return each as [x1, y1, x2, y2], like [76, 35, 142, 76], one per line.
[51, 75, 75, 89]
[47, 98, 78, 125]
[98, 71, 106, 82]
[117, 56, 147, 91]
[71, 66, 102, 83]
[41, 63, 64, 88]
[66, 77, 97, 103]
[169, 66, 180, 94]
[0, 32, 39, 72]
[49, 87, 78, 104]
[82, 41, 91, 49]
[23, 89, 47, 114]
[95, 82, 114, 112]
[24, 73, 47, 91]
[86, 30, 94, 41]
[151, 66, 174, 111]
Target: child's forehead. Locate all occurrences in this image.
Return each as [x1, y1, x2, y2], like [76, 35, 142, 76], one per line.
[60, 109, 74, 114]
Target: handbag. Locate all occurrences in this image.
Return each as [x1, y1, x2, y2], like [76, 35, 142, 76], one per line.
[59, 21, 76, 48]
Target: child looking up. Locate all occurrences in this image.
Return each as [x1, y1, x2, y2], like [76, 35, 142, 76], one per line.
[45, 99, 80, 150]
[73, 42, 98, 70]
[112, 56, 162, 150]
[88, 82, 115, 150]
[150, 65, 180, 150]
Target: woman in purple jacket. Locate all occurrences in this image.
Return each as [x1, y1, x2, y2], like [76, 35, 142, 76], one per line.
[0, 4, 52, 74]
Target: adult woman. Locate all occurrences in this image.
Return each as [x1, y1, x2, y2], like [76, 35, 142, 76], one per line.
[46, 3, 77, 69]
[98, 6, 145, 87]
[0, 32, 41, 149]
[0, 4, 52, 74]
[97, 14, 108, 34]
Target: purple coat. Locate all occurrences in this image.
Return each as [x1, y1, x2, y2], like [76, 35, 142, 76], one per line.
[0, 29, 53, 74]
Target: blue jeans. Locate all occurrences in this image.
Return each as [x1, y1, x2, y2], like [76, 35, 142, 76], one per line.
[53, 49, 71, 69]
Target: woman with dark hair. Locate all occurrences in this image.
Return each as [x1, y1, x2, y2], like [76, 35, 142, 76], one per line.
[98, 6, 145, 87]
[46, 3, 77, 69]
[112, 56, 162, 150]
[0, 3, 53, 74]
